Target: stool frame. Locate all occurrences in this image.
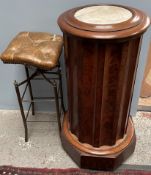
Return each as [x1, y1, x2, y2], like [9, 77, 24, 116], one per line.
[14, 64, 65, 142]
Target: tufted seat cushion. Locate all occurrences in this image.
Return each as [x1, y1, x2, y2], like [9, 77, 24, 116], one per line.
[0, 32, 63, 70]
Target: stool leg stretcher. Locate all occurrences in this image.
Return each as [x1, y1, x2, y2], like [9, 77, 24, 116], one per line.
[14, 65, 65, 142]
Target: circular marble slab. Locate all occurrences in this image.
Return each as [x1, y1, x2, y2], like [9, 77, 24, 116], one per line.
[74, 5, 133, 25]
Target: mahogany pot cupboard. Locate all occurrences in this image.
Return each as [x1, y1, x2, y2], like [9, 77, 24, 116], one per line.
[58, 4, 150, 170]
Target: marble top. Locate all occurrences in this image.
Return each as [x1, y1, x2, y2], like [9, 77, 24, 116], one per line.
[74, 5, 132, 25]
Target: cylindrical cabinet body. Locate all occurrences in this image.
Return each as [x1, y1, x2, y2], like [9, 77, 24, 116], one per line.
[58, 4, 150, 170]
[64, 35, 140, 146]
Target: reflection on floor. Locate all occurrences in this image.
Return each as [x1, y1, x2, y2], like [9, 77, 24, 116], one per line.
[0, 110, 151, 168]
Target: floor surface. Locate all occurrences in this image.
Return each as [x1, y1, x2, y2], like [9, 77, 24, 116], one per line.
[0, 110, 151, 168]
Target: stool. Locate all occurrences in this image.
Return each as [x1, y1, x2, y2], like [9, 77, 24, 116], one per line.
[0, 32, 65, 142]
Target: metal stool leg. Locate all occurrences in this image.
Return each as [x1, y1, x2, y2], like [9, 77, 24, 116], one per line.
[39, 69, 62, 132]
[25, 66, 35, 115]
[14, 81, 28, 142]
[53, 83, 61, 133]
[58, 66, 65, 112]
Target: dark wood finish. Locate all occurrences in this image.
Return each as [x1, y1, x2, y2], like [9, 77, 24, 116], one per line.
[58, 4, 150, 170]
[64, 36, 141, 147]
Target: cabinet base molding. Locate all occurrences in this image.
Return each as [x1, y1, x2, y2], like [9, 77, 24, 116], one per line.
[61, 113, 136, 171]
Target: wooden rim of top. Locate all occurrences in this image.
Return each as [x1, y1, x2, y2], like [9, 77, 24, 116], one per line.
[58, 4, 150, 39]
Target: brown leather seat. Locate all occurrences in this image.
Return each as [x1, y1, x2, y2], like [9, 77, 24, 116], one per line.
[0, 32, 63, 70]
